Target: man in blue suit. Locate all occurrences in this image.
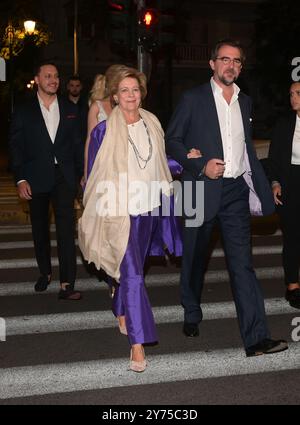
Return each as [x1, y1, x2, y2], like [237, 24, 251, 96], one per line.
[166, 39, 288, 356]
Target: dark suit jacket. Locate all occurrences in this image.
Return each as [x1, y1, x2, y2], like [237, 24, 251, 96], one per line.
[165, 82, 274, 222]
[268, 112, 297, 203]
[64, 94, 89, 146]
[9, 95, 84, 194]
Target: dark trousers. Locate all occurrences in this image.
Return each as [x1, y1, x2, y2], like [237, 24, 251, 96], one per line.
[28, 166, 76, 287]
[180, 176, 270, 348]
[279, 165, 300, 285]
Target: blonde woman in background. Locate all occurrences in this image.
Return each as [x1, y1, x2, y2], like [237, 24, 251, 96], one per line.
[84, 65, 128, 183]
[84, 74, 112, 182]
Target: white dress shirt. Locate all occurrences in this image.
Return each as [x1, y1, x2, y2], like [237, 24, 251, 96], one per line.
[291, 115, 300, 165]
[210, 77, 246, 178]
[37, 93, 60, 164]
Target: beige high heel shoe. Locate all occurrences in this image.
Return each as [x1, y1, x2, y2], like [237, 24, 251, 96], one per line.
[129, 346, 147, 373]
[117, 316, 127, 335]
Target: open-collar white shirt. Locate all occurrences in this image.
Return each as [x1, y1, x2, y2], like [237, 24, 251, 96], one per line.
[291, 115, 300, 165]
[37, 93, 60, 164]
[210, 77, 245, 178]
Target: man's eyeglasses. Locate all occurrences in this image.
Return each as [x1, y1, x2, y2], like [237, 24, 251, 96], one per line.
[215, 57, 242, 66]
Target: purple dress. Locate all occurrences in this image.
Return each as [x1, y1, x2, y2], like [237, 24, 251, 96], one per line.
[87, 120, 183, 345]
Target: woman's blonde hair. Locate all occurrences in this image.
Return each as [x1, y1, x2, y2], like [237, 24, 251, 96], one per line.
[107, 66, 147, 107]
[89, 74, 107, 105]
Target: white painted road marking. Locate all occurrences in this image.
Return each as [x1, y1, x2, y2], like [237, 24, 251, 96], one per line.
[0, 344, 298, 400]
[3, 298, 294, 337]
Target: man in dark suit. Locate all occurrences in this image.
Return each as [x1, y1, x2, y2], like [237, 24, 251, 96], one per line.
[65, 75, 88, 145]
[166, 39, 288, 356]
[10, 61, 83, 300]
[268, 81, 300, 309]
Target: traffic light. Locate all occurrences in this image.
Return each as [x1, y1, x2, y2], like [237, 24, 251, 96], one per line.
[138, 8, 159, 52]
[157, 0, 176, 47]
[108, 0, 134, 48]
[143, 10, 154, 26]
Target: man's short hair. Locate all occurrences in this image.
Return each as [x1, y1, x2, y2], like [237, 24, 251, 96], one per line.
[34, 60, 58, 76]
[211, 39, 246, 63]
[67, 75, 82, 83]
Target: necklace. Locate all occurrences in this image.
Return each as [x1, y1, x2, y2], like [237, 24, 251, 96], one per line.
[128, 117, 153, 169]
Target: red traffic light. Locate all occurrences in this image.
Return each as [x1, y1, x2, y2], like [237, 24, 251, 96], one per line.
[141, 9, 157, 27]
[144, 11, 153, 26]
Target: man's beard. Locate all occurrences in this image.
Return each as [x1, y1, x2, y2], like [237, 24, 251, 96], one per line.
[42, 87, 57, 96]
[219, 72, 237, 86]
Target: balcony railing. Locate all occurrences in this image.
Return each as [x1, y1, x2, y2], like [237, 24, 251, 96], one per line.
[175, 44, 210, 64]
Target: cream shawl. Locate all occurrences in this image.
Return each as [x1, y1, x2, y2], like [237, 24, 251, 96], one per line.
[78, 106, 173, 281]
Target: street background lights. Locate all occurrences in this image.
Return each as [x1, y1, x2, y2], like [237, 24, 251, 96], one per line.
[0, 18, 49, 114]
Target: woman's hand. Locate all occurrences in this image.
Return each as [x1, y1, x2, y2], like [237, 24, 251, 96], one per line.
[272, 183, 283, 205]
[187, 148, 202, 159]
[80, 175, 86, 189]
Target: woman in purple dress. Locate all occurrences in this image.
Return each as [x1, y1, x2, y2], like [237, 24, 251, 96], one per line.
[79, 66, 182, 373]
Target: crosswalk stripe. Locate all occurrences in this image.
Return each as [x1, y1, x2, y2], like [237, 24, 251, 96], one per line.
[0, 225, 55, 235]
[0, 225, 282, 236]
[0, 267, 285, 297]
[0, 343, 297, 400]
[0, 240, 283, 257]
[0, 240, 75, 249]
[0, 257, 82, 269]
[4, 298, 294, 337]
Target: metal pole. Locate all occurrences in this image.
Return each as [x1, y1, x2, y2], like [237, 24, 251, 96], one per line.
[74, 0, 79, 75]
[7, 21, 14, 115]
[136, 0, 145, 73]
[9, 50, 14, 115]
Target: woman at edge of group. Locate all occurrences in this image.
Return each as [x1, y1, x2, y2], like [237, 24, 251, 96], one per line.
[78, 66, 182, 372]
[83, 73, 111, 182]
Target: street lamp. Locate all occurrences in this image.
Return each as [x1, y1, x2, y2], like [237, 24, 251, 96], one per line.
[24, 21, 36, 35]
[1, 18, 49, 114]
[2, 20, 37, 115]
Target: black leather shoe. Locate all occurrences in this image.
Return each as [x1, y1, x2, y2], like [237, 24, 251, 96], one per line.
[246, 338, 288, 357]
[285, 288, 300, 309]
[58, 287, 82, 300]
[183, 322, 199, 337]
[34, 275, 50, 292]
